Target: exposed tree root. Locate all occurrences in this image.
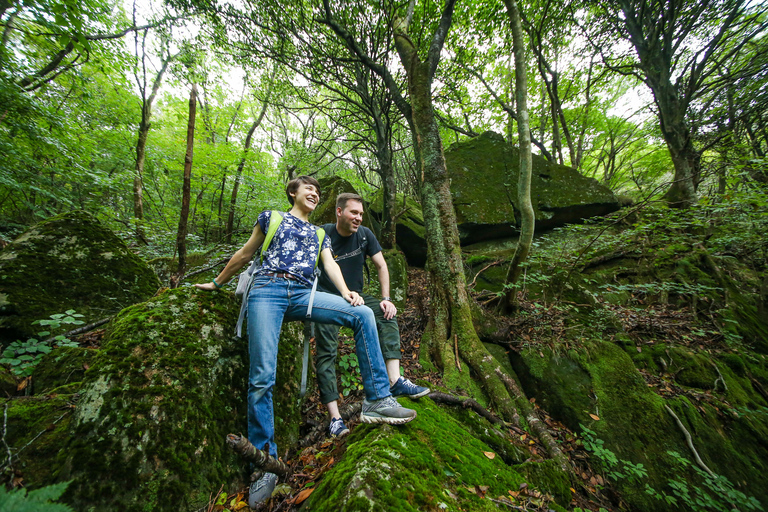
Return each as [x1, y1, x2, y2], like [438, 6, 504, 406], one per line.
[664, 404, 715, 477]
[226, 434, 291, 476]
[711, 362, 728, 392]
[495, 368, 570, 473]
[428, 392, 505, 425]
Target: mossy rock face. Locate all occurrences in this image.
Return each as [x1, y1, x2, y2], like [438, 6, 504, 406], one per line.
[512, 341, 768, 510]
[33, 346, 96, 395]
[363, 249, 408, 312]
[56, 287, 246, 511]
[368, 189, 427, 267]
[4, 394, 77, 488]
[1, 365, 16, 396]
[272, 320, 314, 452]
[0, 210, 161, 344]
[445, 132, 620, 245]
[310, 176, 361, 227]
[305, 398, 568, 511]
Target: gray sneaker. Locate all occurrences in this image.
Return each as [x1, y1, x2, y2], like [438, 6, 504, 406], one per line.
[360, 395, 417, 424]
[248, 471, 277, 508]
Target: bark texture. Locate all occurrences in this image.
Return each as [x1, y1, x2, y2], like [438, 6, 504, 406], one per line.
[174, 83, 197, 284]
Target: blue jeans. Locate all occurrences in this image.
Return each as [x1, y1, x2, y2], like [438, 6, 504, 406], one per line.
[246, 275, 391, 458]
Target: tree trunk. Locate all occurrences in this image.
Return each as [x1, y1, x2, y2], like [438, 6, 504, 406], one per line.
[174, 83, 197, 285]
[226, 119, 258, 244]
[502, 0, 534, 313]
[134, 119, 150, 245]
[373, 112, 397, 249]
[392, 6, 518, 424]
[133, 49, 170, 244]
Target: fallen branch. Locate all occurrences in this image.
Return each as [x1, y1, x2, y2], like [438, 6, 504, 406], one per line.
[664, 404, 715, 477]
[469, 259, 504, 288]
[226, 434, 291, 476]
[42, 316, 113, 344]
[182, 257, 231, 281]
[2, 403, 12, 472]
[495, 368, 570, 473]
[428, 392, 505, 425]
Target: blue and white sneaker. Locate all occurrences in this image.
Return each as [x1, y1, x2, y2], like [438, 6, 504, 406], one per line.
[248, 471, 277, 508]
[390, 377, 430, 399]
[329, 417, 350, 437]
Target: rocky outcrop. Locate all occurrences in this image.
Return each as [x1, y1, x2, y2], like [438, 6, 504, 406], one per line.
[5, 287, 312, 512]
[305, 398, 571, 511]
[445, 131, 620, 245]
[367, 190, 428, 267]
[310, 176, 360, 226]
[0, 211, 160, 344]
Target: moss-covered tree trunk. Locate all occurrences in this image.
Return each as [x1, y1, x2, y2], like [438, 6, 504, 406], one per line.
[502, 0, 534, 312]
[391, 0, 518, 422]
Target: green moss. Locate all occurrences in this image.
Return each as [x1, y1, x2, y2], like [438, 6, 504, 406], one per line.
[4, 394, 76, 486]
[444, 132, 619, 240]
[306, 399, 567, 511]
[54, 287, 248, 511]
[364, 249, 408, 312]
[33, 346, 96, 395]
[0, 210, 160, 343]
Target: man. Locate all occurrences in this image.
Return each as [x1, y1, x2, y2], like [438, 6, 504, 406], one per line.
[195, 178, 416, 508]
[316, 193, 430, 437]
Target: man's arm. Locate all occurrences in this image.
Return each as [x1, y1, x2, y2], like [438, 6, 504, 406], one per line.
[371, 251, 396, 320]
[321, 248, 364, 306]
[195, 224, 265, 291]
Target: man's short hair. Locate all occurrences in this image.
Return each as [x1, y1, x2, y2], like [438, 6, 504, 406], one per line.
[286, 175, 321, 205]
[336, 192, 364, 211]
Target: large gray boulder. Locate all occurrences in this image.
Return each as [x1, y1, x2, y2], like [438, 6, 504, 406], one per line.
[445, 131, 621, 245]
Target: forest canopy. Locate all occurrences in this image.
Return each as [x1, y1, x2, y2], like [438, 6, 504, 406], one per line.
[1, 0, 765, 249]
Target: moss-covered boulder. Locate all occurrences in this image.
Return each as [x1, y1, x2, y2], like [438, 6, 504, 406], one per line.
[52, 287, 245, 511]
[305, 398, 570, 511]
[363, 249, 409, 312]
[3, 286, 312, 510]
[310, 176, 361, 226]
[445, 132, 620, 245]
[32, 346, 97, 395]
[0, 211, 161, 344]
[510, 341, 768, 511]
[368, 189, 427, 267]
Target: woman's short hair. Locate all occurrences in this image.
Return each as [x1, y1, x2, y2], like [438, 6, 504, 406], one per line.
[285, 175, 321, 205]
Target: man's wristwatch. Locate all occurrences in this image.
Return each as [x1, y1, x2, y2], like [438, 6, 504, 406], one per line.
[382, 296, 391, 301]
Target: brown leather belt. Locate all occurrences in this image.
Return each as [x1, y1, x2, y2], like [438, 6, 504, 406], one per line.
[265, 271, 299, 281]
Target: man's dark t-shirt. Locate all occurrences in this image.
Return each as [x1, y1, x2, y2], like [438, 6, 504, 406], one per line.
[318, 224, 382, 295]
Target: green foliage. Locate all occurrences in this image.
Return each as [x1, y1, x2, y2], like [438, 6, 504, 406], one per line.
[0, 311, 82, 376]
[580, 425, 648, 485]
[581, 425, 764, 512]
[338, 353, 363, 396]
[0, 481, 74, 512]
[646, 451, 764, 512]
